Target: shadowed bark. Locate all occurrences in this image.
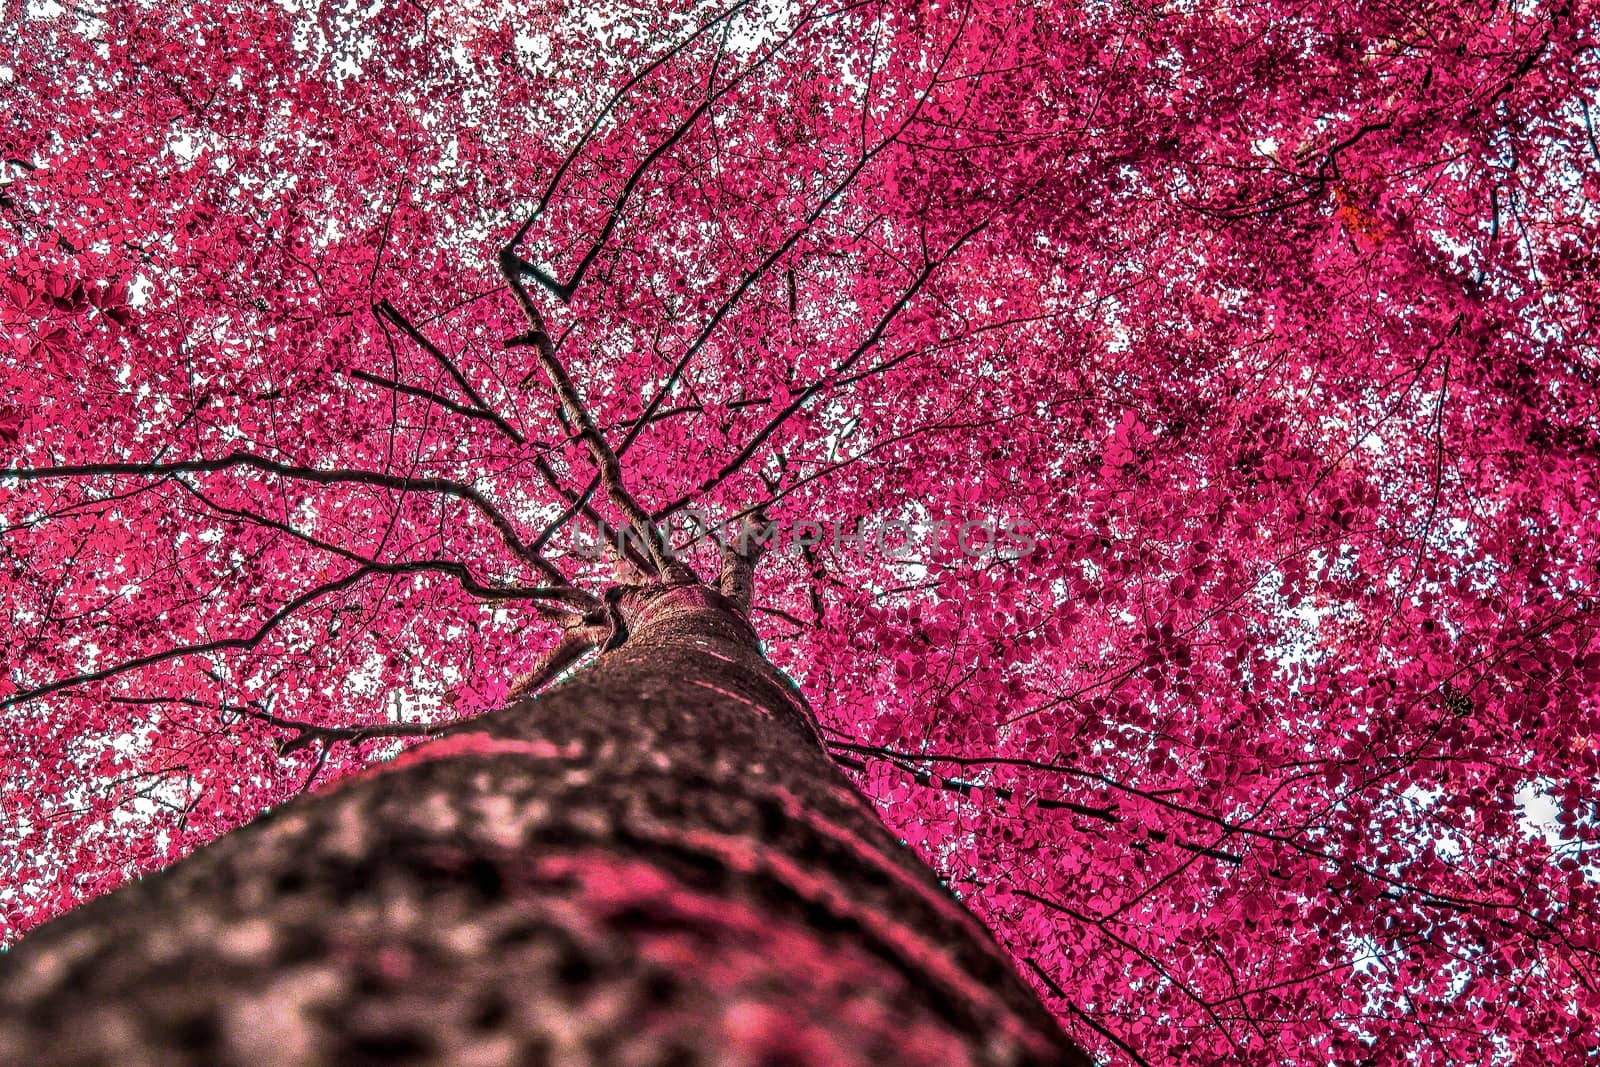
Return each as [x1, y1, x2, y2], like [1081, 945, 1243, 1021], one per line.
[0, 582, 1088, 1067]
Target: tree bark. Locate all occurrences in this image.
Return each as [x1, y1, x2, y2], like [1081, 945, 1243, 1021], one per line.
[0, 583, 1087, 1067]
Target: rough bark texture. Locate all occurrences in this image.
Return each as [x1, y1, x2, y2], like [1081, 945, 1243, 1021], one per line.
[0, 584, 1087, 1066]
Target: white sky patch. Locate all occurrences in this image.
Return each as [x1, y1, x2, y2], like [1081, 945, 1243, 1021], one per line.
[1515, 781, 1573, 855]
[727, 0, 798, 54]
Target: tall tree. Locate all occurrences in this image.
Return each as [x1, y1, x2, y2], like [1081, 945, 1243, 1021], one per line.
[2, 1, 1598, 1064]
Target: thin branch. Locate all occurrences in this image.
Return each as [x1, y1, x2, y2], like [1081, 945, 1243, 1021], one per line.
[374, 300, 528, 445]
[352, 364, 658, 578]
[173, 476, 588, 607]
[1582, 99, 1600, 165]
[505, 0, 755, 254]
[522, 24, 947, 551]
[353, 356, 655, 577]
[1, 567, 378, 710]
[372, 295, 655, 576]
[1025, 959, 1153, 1067]
[502, 1, 838, 303]
[5, 449, 585, 596]
[751, 604, 807, 629]
[1016, 884, 1245, 1049]
[827, 743, 1242, 864]
[346, 368, 529, 438]
[499, 249, 688, 581]
[829, 737, 1572, 928]
[656, 220, 988, 517]
[613, 76, 932, 462]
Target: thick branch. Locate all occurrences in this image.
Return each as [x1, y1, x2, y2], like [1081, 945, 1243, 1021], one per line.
[506, 623, 606, 701]
[717, 510, 770, 615]
[238, 705, 453, 757]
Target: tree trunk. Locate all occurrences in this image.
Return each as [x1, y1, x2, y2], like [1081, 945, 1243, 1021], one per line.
[0, 584, 1087, 1067]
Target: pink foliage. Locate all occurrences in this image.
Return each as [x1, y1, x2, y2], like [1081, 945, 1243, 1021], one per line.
[2, 1, 1598, 1063]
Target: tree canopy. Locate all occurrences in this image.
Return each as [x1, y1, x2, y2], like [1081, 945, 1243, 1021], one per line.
[3, 1, 1598, 1063]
